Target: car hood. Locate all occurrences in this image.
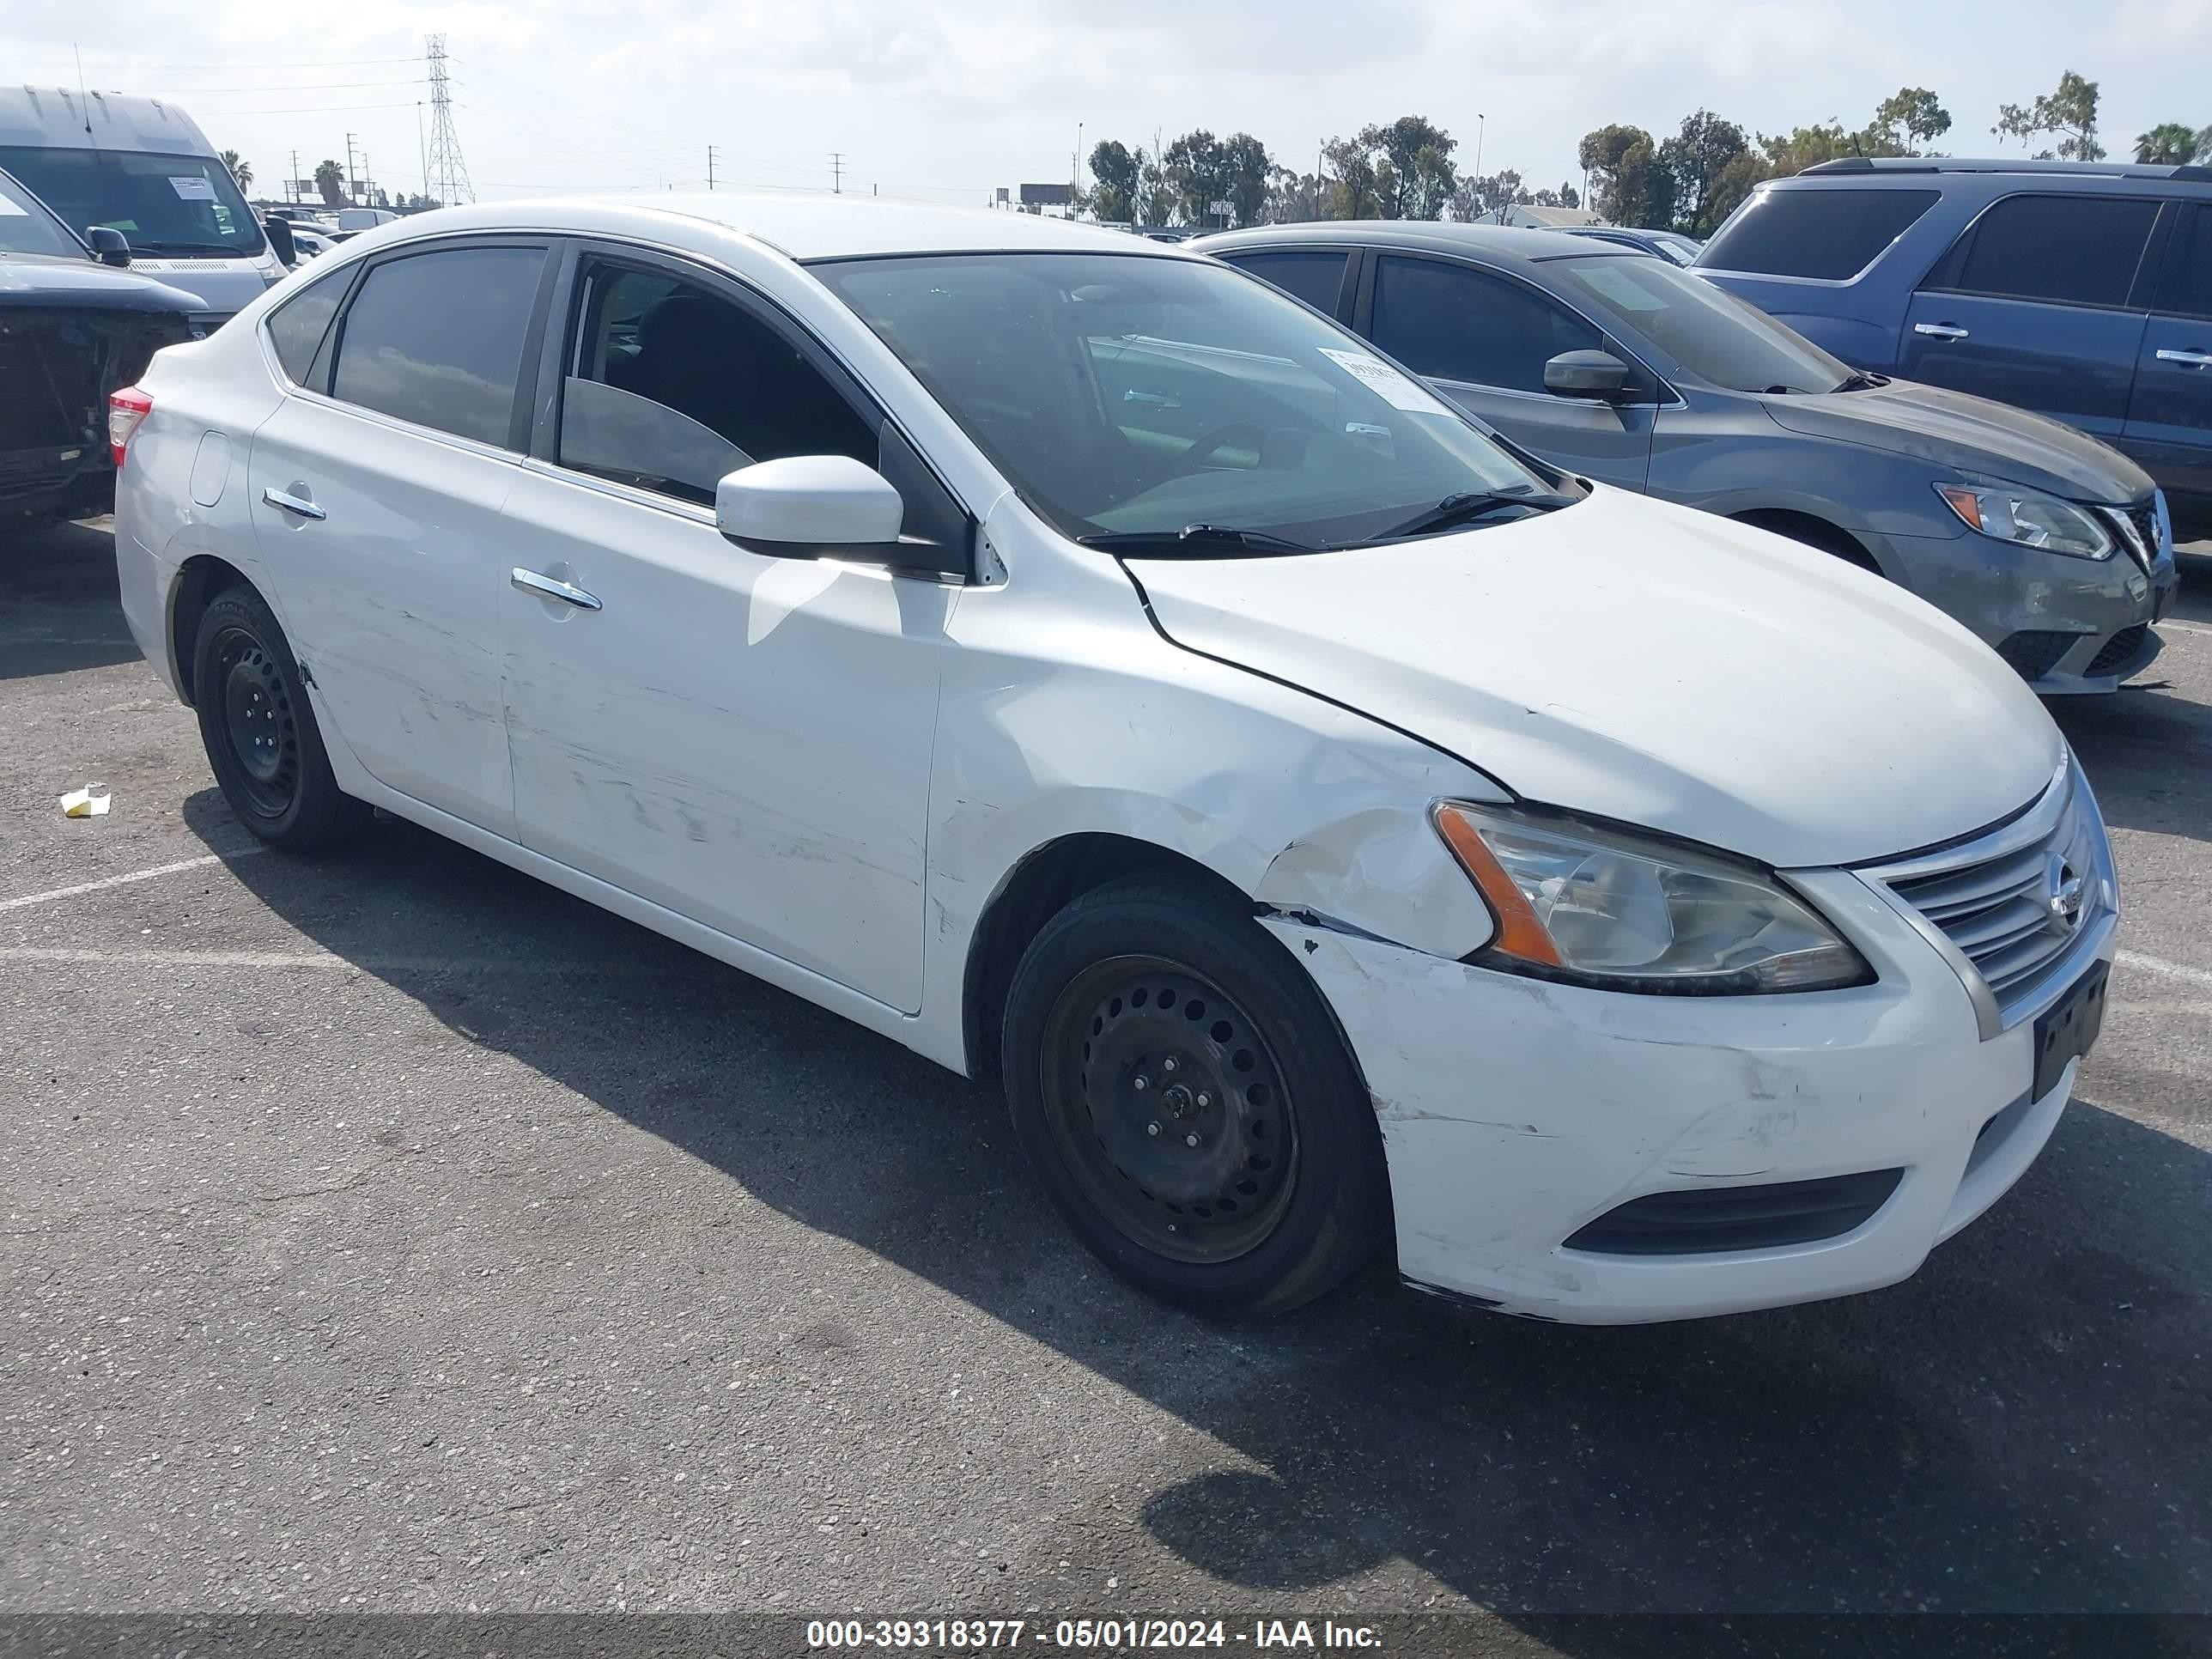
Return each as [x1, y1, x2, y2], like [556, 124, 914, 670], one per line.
[1760, 378, 2151, 503]
[1127, 488, 2063, 869]
[0, 252, 207, 313]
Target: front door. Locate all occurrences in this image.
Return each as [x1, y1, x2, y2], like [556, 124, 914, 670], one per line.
[1360, 253, 1656, 490]
[1898, 191, 2158, 444]
[248, 240, 551, 838]
[498, 253, 954, 1013]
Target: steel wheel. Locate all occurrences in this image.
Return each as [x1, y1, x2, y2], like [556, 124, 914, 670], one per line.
[210, 623, 301, 821]
[1040, 954, 1300, 1265]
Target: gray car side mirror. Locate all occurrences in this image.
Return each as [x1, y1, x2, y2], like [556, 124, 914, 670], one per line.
[86, 226, 131, 267]
[1545, 349, 1632, 400]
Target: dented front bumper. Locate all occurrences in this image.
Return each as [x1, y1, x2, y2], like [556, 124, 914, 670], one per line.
[1262, 868, 2100, 1324]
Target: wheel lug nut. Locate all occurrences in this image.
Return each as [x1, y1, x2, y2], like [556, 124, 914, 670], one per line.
[1146, 1121, 1160, 1137]
[1133, 1075, 1148, 1091]
[1196, 1092, 1210, 1108]
[1164, 1056, 1179, 1072]
[1185, 1133, 1200, 1147]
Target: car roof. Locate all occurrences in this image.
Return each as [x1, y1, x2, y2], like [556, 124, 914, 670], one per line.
[0, 87, 218, 155]
[1780, 155, 2212, 186]
[1193, 219, 1623, 263]
[353, 191, 1194, 264]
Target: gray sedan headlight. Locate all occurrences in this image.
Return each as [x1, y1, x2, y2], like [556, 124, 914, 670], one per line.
[1433, 804, 1873, 994]
[1936, 483, 2112, 560]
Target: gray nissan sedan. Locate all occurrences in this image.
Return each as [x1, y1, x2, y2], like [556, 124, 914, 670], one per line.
[1198, 221, 2179, 693]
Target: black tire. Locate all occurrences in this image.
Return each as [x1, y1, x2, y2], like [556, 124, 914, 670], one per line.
[191, 584, 368, 849]
[1001, 872, 1391, 1316]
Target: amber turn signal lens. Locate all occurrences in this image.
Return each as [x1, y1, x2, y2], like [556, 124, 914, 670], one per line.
[1432, 803, 1564, 967]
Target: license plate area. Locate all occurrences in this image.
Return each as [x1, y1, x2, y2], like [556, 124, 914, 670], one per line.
[2032, 960, 2108, 1103]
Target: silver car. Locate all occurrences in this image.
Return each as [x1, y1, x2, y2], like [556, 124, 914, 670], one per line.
[1199, 222, 2180, 692]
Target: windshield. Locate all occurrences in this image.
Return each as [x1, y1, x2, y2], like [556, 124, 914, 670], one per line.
[1547, 253, 1851, 395]
[0, 146, 264, 258]
[0, 167, 86, 257]
[811, 252, 1558, 550]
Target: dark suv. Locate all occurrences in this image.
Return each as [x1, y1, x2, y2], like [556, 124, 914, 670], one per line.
[1696, 157, 2212, 537]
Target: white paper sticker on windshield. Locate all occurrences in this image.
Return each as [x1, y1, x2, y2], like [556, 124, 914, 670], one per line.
[168, 175, 216, 200]
[1317, 347, 1458, 416]
[0, 196, 26, 216]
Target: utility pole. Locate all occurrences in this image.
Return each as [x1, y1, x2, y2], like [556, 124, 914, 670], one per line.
[344, 131, 359, 204]
[707, 145, 717, 190]
[416, 102, 428, 207]
[289, 147, 300, 205]
[1474, 113, 1486, 185]
[830, 151, 845, 193]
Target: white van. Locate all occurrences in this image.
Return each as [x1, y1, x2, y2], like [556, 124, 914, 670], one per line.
[0, 88, 283, 322]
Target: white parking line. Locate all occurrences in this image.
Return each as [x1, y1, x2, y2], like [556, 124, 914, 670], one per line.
[2118, 948, 2212, 991]
[0, 945, 685, 976]
[0, 848, 264, 914]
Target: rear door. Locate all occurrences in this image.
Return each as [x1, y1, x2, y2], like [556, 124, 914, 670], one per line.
[1899, 192, 2159, 443]
[1213, 248, 1357, 322]
[1358, 252, 1655, 489]
[248, 239, 554, 839]
[2124, 199, 2212, 515]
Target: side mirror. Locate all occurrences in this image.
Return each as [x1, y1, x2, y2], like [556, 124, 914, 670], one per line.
[715, 454, 908, 562]
[86, 226, 131, 267]
[1544, 349, 1632, 400]
[263, 217, 297, 267]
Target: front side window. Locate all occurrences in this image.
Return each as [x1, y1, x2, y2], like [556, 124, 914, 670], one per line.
[556, 263, 875, 504]
[264, 264, 349, 385]
[812, 251, 1555, 550]
[1547, 253, 1850, 394]
[0, 146, 264, 258]
[1932, 194, 2160, 309]
[331, 246, 545, 447]
[1370, 256, 1602, 394]
[1699, 187, 1940, 281]
[0, 167, 85, 257]
[1219, 251, 1351, 316]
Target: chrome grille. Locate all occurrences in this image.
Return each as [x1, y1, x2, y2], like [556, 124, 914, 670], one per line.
[1869, 763, 2113, 1030]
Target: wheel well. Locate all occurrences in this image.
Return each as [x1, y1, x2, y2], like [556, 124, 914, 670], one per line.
[1731, 509, 1882, 574]
[169, 556, 253, 706]
[962, 834, 1248, 1083]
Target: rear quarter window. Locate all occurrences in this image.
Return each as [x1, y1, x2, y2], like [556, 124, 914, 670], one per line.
[264, 265, 349, 385]
[1700, 187, 1941, 281]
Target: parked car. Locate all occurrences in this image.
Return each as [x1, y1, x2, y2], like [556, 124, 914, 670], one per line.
[1695, 157, 2212, 540]
[113, 196, 2114, 1324]
[1200, 220, 2178, 691]
[1, 165, 205, 531]
[1557, 224, 1704, 264]
[0, 87, 286, 325]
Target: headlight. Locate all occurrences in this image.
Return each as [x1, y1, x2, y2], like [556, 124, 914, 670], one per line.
[1432, 803, 1873, 994]
[1936, 483, 2112, 560]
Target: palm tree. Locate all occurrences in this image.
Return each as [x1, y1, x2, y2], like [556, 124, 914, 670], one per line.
[313, 159, 347, 208]
[219, 149, 253, 191]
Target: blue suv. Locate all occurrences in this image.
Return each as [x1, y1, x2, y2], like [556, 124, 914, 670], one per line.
[1698, 158, 2212, 538]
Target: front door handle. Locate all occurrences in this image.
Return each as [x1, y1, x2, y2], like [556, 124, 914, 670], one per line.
[1914, 322, 1971, 342]
[261, 485, 326, 520]
[2155, 348, 2212, 368]
[510, 568, 603, 611]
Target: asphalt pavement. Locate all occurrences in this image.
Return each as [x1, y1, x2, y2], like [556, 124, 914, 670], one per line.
[3, 520, 2209, 1654]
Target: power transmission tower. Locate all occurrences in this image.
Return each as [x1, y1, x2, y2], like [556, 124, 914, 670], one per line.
[423, 33, 473, 205]
[830, 151, 844, 193]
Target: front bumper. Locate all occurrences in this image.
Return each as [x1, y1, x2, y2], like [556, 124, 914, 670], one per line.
[1265, 823, 2116, 1324]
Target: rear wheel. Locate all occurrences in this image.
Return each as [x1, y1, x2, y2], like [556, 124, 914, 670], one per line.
[191, 586, 367, 848]
[1001, 872, 1390, 1316]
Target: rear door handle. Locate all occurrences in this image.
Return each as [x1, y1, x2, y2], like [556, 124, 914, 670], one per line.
[261, 485, 326, 520]
[1914, 323, 1970, 342]
[510, 568, 603, 611]
[2155, 348, 2212, 368]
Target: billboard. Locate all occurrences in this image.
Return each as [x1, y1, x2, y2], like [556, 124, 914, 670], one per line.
[1018, 182, 1073, 207]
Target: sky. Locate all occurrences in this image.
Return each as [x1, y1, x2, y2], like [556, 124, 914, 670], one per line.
[6, 0, 2211, 210]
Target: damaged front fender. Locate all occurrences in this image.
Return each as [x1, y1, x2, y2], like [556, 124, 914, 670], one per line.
[1255, 802, 1496, 961]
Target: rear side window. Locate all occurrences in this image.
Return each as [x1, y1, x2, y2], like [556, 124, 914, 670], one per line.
[331, 246, 546, 447]
[2160, 205, 2212, 319]
[1370, 256, 1601, 393]
[1220, 251, 1350, 316]
[264, 266, 349, 385]
[1700, 187, 1940, 280]
[1933, 195, 2160, 308]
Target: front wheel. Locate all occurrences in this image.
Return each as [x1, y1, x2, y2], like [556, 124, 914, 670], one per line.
[191, 585, 367, 848]
[1000, 872, 1391, 1316]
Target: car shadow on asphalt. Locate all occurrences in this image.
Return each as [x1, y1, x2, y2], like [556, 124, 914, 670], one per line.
[0, 518, 143, 681]
[181, 790, 2212, 1643]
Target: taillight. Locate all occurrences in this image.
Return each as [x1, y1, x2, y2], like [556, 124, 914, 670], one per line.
[109, 386, 155, 468]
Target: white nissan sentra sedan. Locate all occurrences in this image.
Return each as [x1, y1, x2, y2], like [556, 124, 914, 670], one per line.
[110, 195, 2118, 1323]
